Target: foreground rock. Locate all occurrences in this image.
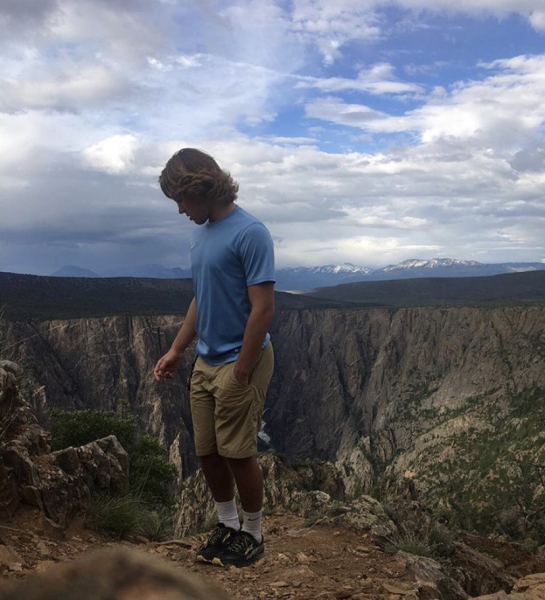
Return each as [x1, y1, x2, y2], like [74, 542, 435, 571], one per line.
[0, 546, 231, 600]
[0, 360, 129, 527]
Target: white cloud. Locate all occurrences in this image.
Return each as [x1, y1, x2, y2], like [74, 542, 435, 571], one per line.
[530, 10, 545, 30]
[297, 63, 424, 95]
[306, 96, 393, 126]
[83, 134, 140, 174]
[266, 136, 318, 144]
[382, 0, 545, 33]
[306, 54, 545, 150]
[291, 0, 381, 64]
[0, 64, 132, 112]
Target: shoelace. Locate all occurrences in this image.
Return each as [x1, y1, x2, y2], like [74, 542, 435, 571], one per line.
[226, 532, 254, 553]
[207, 526, 226, 545]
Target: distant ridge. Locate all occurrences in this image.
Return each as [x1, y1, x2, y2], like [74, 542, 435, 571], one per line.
[51, 265, 100, 278]
[308, 270, 545, 307]
[51, 264, 191, 279]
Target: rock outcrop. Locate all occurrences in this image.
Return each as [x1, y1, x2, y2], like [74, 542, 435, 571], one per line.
[472, 572, 545, 598]
[0, 360, 129, 526]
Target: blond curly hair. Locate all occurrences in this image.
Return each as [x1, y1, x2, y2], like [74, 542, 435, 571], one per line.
[159, 148, 239, 206]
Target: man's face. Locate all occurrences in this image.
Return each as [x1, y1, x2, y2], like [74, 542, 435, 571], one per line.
[175, 195, 210, 225]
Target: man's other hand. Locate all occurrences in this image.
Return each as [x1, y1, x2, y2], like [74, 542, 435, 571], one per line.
[153, 349, 184, 381]
[233, 364, 250, 386]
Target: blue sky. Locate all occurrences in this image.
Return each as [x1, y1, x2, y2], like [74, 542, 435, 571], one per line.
[1, 0, 545, 274]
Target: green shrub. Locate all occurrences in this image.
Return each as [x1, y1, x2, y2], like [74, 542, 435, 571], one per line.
[429, 523, 455, 558]
[385, 523, 453, 561]
[387, 533, 436, 559]
[83, 493, 174, 540]
[51, 408, 178, 537]
[83, 493, 149, 538]
[130, 435, 177, 506]
[137, 506, 175, 541]
[50, 408, 135, 452]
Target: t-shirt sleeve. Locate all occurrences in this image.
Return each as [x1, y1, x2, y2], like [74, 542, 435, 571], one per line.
[237, 223, 276, 286]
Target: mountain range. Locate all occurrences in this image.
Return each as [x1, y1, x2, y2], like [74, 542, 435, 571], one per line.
[51, 259, 545, 291]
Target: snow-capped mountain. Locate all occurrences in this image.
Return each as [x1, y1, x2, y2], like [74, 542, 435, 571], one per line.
[276, 259, 545, 291]
[49, 259, 545, 292]
[275, 263, 373, 290]
[282, 263, 372, 276]
[382, 259, 481, 272]
[367, 258, 545, 282]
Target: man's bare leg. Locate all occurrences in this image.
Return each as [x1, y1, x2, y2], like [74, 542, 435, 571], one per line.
[227, 455, 263, 512]
[228, 455, 264, 544]
[199, 452, 235, 501]
[198, 452, 241, 536]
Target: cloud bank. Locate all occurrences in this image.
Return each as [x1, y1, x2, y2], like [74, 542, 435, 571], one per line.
[1, 0, 544, 273]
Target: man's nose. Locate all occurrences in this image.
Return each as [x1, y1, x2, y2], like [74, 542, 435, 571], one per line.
[178, 205, 185, 215]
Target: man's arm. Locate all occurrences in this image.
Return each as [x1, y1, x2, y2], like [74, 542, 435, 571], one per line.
[171, 297, 198, 354]
[153, 298, 197, 381]
[233, 282, 275, 385]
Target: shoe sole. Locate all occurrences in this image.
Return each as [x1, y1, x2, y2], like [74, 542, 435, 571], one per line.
[212, 550, 264, 568]
[196, 555, 213, 564]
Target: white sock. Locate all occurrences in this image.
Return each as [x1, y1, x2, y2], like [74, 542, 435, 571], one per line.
[242, 509, 262, 543]
[215, 499, 240, 531]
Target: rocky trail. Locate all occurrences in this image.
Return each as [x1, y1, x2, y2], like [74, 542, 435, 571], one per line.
[0, 509, 433, 600]
[3, 509, 545, 600]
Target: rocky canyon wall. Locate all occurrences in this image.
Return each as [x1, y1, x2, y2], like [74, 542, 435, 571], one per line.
[1, 305, 544, 496]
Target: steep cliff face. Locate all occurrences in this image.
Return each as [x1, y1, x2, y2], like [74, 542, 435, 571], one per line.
[269, 307, 545, 489]
[1, 305, 545, 503]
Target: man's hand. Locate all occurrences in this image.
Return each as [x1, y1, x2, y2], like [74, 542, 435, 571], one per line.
[233, 364, 250, 386]
[153, 349, 184, 381]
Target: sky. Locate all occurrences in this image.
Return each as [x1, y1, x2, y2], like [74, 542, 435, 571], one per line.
[1, 0, 545, 274]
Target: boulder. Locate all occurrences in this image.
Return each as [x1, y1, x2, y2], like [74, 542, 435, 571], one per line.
[0, 360, 129, 527]
[398, 551, 468, 600]
[0, 546, 232, 600]
[446, 541, 515, 596]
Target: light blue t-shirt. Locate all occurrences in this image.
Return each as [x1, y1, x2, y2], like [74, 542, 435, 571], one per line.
[190, 205, 275, 365]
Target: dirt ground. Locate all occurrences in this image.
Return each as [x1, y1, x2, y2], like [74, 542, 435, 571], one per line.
[0, 508, 421, 600]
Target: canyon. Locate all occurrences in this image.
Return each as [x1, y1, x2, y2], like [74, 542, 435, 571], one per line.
[1, 302, 544, 525]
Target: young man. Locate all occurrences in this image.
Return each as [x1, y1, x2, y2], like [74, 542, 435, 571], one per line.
[153, 148, 275, 567]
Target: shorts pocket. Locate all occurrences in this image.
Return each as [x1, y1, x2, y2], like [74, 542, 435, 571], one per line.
[229, 364, 250, 388]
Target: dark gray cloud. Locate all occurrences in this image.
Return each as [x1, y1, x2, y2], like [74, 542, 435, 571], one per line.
[509, 147, 545, 173]
[0, 0, 58, 21]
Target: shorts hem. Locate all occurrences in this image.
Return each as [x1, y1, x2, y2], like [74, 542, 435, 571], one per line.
[196, 447, 219, 457]
[218, 448, 257, 459]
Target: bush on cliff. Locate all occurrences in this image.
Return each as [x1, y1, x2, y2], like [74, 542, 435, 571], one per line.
[50, 408, 135, 452]
[50, 407, 177, 539]
[129, 434, 177, 507]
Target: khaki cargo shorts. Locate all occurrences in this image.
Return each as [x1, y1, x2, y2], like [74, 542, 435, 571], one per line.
[189, 342, 274, 459]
